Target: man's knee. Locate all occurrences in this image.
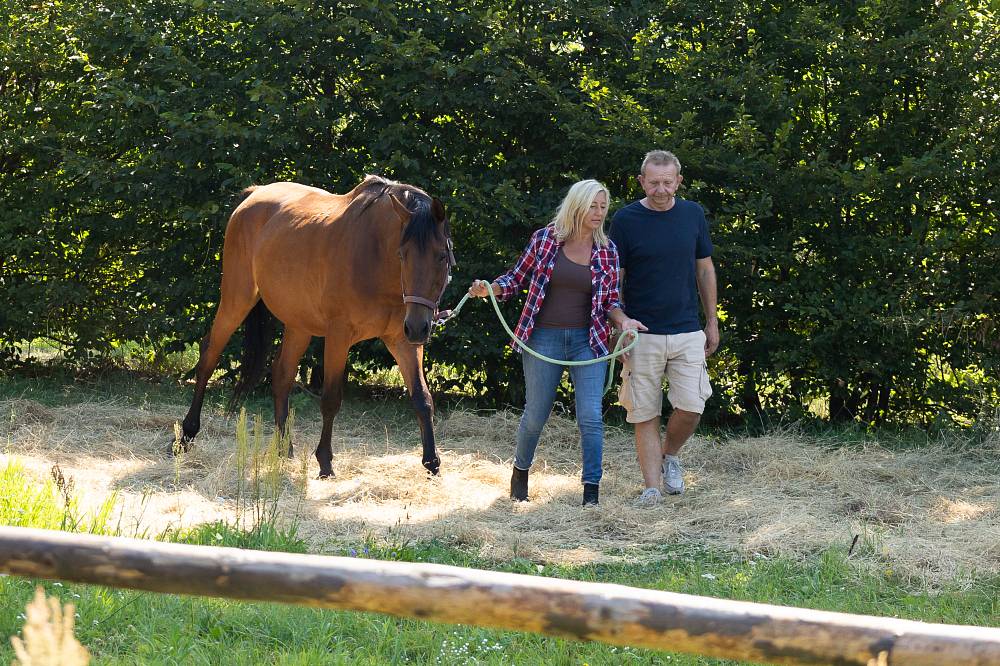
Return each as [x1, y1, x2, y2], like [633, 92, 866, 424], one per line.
[670, 408, 701, 427]
[633, 417, 660, 441]
[634, 416, 660, 430]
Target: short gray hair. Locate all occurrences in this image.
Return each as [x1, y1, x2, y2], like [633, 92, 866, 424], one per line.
[640, 150, 682, 175]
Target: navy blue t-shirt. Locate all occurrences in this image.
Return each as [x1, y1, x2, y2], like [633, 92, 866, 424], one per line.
[608, 199, 713, 335]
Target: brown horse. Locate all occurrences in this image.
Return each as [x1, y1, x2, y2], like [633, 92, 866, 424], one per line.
[178, 176, 454, 478]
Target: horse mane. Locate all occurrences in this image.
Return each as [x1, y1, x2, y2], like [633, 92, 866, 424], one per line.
[352, 175, 439, 250]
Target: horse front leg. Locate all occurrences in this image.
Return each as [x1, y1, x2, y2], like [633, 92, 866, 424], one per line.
[383, 337, 440, 475]
[315, 333, 351, 479]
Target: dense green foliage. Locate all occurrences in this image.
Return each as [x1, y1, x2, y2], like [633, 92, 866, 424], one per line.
[2, 0, 997, 425]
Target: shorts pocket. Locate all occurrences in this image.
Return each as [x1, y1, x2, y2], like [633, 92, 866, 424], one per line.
[683, 330, 708, 363]
[698, 362, 713, 401]
[618, 367, 636, 411]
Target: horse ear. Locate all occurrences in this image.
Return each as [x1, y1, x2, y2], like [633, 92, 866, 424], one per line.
[431, 197, 446, 223]
[389, 194, 410, 226]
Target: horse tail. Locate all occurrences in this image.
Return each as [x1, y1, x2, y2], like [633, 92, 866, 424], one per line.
[227, 299, 275, 412]
[232, 185, 258, 208]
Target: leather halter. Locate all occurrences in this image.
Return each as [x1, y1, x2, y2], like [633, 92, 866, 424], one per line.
[402, 237, 457, 314]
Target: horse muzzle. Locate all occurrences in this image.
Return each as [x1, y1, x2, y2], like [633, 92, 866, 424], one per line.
[403, 303, 434, 344]
[401, 268, 451, 345]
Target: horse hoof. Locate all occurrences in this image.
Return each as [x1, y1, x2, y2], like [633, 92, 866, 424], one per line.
[317, 470, 335, 480]
[168, 437, 191, 457]
[422, 456, 441, 475]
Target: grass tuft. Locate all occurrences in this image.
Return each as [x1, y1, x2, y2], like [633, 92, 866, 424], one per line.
[10, 587, 90, 666]
[0, 462, 118, 536]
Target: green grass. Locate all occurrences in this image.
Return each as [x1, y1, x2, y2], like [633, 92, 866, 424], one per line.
[0, 461, 120, 535]
[0, 366, 201, 412]
[0, 461, 70, 529]
[345, 538, 1000, 628]
[0, 535, 997, 665]
[165, 519, 308, 553]
[2, 368, 998, 664]
[0, 462, 997, 664]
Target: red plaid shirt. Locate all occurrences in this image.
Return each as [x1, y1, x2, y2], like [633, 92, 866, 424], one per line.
[494, 225, 623, 356]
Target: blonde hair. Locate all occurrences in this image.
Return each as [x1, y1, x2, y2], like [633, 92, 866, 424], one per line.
[640, 149, 682, 175]
[550, 179, 610, 247]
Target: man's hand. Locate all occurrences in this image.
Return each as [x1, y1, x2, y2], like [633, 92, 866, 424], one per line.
[704, 319, 720, 356]
[619, 317, 647, 335]
[617, 318, 647, 360]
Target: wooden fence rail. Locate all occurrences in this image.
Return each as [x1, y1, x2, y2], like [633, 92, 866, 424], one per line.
[1, 527, 998, 665]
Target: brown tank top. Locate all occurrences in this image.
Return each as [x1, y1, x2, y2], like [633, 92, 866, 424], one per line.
[536, 248, 592, 328]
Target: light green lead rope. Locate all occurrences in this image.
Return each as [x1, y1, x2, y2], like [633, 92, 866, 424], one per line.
[435, 285, 639, 394]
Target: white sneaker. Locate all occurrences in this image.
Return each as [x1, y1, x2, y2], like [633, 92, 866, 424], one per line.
[635, 487, 663, 507]
[663, 457, 685, 495]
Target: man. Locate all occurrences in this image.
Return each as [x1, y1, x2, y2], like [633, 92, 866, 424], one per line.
[609, 150, 719, 504]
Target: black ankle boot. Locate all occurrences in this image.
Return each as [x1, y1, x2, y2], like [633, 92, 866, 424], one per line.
[582, 483, 599, 506]
[510, 466, 529, 501]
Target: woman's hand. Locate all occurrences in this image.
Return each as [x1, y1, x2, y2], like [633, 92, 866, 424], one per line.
[468, 279, 492, 298]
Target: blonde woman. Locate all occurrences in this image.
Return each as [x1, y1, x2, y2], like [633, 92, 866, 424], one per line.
[470, 180, 646, 506]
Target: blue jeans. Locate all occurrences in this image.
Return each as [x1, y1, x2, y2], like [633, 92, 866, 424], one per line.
[514, 327, 607, 485]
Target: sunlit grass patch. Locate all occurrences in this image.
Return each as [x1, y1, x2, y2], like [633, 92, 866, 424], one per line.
[164, 408, 310, 553]
[0, 391, 997, 664]
[1, 538, 996, 666]
[0, 461, 119, 535]
[166, 520, 307, 553]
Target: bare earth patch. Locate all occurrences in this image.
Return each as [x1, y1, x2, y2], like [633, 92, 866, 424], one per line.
[2, 396, 998, 585]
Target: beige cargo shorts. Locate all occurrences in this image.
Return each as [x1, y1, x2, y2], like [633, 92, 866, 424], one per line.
[618, 331, 712, 422]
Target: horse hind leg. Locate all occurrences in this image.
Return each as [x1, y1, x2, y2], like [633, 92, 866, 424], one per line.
[269, 327, 312, 457]
[178, 273, 258, 453]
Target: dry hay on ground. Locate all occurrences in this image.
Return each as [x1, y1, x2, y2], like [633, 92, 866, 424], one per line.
[2, 396, 998, 585]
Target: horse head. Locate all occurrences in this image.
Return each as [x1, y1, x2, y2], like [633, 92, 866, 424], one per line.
[391, 194, 455, 345]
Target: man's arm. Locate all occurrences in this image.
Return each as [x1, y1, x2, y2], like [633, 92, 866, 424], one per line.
[608, 306, 645, 333]
[696, 257, 719, 356]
